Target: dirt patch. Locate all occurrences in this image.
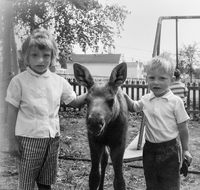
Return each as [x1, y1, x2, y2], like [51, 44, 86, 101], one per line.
[0, 110, 200, 190]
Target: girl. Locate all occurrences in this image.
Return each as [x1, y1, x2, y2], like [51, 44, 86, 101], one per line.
[6, 28, 87, 190]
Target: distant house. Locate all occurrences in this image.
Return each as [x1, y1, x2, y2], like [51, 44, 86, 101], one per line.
[61, 54, 145, 79]
[126, 61, 144, 79]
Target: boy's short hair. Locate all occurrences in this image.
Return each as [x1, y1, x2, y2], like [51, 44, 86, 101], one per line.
[146, 53, 176, 77]
[22, 28, 58, 67]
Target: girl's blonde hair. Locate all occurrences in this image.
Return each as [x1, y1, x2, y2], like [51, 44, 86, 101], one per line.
[22, 28, 58, 67]
[146, 53, 176, 77]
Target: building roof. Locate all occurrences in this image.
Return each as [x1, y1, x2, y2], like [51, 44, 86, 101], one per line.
[66, 54, 121, 64]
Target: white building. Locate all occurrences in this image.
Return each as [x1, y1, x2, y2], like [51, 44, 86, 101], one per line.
[63, 54, 145, 80]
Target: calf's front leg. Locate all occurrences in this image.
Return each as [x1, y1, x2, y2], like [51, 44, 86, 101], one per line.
[110, 146, 126, 190]
[89, 141, 104, 190]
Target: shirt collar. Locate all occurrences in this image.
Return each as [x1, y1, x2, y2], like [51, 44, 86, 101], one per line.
[27, 67, 51, 78]
[149, 90, 172, 101]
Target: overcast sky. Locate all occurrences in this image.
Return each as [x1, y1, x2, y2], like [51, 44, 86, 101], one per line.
[95, 0, 200, 63]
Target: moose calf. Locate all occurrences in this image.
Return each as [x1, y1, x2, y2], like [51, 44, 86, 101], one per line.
[73, 62, 128, 190]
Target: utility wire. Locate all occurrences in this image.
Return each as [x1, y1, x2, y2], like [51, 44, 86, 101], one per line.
[115, 45, 152, 52]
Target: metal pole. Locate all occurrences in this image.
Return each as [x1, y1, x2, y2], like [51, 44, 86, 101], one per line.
[153, 17, 163, 57]
[176, 17, 179, 68]
[137, 113, 145, 150]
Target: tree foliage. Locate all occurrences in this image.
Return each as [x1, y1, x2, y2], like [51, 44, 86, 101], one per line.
[13, 0, 130, 61]
[178, 42, 200, 81]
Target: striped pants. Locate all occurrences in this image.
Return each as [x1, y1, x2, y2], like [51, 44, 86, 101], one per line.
[17, 137, 59, 190]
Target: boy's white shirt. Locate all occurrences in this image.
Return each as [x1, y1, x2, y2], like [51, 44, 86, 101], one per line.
[133, 90, 190, 143]
[5, 67, 76, 138]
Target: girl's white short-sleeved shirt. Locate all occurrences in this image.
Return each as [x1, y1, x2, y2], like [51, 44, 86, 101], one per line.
[133, 90, 190, 143]
[6, 67, 76, 138]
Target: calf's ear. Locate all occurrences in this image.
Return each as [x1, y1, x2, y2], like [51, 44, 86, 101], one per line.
[109, 62, 127, 87]
[73, 62, 94, 89]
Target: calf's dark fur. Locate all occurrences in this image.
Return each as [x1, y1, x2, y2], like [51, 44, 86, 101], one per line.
[73, 62, 128, 190]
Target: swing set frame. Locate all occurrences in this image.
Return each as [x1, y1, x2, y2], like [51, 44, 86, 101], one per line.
[123, 15, 200, 162]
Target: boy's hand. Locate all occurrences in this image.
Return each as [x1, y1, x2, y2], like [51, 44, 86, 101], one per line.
[180, 151, 192, 177]
[123, 92, 135, 112]
[182, 150, 192, 166]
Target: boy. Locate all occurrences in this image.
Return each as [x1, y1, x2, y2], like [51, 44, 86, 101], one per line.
[124, 54, 192, 190]
[170, 69, 188, 108]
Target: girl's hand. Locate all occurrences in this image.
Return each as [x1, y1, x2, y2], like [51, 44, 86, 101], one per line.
[9, 137, 22, 159]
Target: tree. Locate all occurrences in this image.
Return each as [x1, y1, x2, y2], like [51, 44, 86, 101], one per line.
[178, 42, 200, 82]
[13, 0, 130, 63]
[194, 68, 200, 79]
[1, 1, 14, 122]
[1, 0, 18, 153]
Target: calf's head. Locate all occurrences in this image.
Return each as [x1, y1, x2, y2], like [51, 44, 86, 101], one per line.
[73, 62, 127, 136]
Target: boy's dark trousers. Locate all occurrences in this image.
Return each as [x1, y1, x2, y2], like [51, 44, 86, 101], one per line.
[37, 183, 51, 190]
[143, 138, 181, 190]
